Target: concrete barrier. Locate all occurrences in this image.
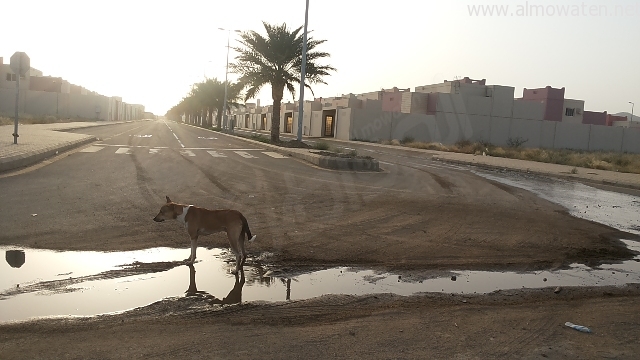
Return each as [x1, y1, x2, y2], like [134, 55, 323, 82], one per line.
[622, 128, 640, 154]
[509, 118, 542, 148]
[589, 125, 624, 152]
[554, 122, 590, 150]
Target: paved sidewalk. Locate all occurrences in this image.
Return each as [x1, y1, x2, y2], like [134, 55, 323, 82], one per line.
[0, 121, 135, 173]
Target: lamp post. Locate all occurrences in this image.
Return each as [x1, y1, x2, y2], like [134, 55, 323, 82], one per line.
[296, 0, 310, 142]
[219, 28, 242, 132]
[630, 101, 635, 122]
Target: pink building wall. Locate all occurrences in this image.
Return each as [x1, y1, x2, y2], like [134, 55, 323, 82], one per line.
[606, 114, 627, 126]
[583, 110, 607, 126]
[426, 93, 437, 115]
[381, 89, 404, 112]
[521, 86, 565, 122]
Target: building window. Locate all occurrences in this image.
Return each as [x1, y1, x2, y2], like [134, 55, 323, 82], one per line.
[6, 73, 17, 81]
[565, 108, 575, 116]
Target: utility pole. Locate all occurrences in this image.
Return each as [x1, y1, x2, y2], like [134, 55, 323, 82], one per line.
[296, 0, 310, 142]
[219, 28, 241, 132]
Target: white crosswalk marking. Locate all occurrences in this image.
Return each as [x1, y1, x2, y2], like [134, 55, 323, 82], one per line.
[234, 151, 257, 158]
[88, 147, 291, 161]
[262, 151, 287, 158]
[79, 146, 104, 153]
[207, 150, 227, 158]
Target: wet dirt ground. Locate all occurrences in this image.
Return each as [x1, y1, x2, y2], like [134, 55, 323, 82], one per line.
[2, 122, 640, 359]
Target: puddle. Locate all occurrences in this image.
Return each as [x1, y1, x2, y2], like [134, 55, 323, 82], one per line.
[2, 169, 640, 323]
[2, 241, 639, 323]
[474, 169, 640, 235]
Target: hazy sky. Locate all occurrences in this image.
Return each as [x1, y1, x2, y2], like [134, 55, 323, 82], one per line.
[2, 0, 639, 116]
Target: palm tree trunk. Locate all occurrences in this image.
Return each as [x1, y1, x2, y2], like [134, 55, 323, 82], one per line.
[216, 107, 223, 129]
[271, 84, 284, 142]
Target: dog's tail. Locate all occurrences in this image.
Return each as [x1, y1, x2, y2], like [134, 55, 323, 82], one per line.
[241, 215, 257, 243]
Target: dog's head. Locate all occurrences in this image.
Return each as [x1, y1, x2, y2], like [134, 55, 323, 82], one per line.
[153, 196, 182, 222]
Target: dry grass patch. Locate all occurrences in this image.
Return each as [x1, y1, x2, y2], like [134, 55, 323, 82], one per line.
[381, 138, 640, 174]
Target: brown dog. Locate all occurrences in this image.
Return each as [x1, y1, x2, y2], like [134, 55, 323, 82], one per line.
[153, 196, 256, 273]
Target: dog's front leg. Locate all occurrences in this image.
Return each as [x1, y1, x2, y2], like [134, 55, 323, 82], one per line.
[184, 237, 198, 264]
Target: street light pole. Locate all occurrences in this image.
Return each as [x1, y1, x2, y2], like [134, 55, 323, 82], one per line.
[630, 101, 635, 122]
[296, 0, 310, 142]
[219, 28, 241, 132]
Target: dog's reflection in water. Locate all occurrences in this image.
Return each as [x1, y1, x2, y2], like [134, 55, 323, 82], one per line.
[184, 264, 245, 305]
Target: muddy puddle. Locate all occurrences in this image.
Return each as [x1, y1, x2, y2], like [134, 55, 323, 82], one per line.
[2, 239, 639, 323]
[2, 170, 640, 323]
[474, 169, 640, 235]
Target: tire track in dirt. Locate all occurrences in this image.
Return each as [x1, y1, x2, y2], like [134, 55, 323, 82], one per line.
[125, 126, 165, 209]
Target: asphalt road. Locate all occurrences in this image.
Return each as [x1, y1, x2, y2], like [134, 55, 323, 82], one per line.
[0, 119, 468, 252]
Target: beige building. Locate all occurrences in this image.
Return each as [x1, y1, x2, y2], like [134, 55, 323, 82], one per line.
[224, 76, 639, 154]
[0, 55, 146, 121]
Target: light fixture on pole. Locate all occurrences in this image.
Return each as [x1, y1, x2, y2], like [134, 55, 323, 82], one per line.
[630, 101, 635, 122]
[296, 0, 310, 142]
[219, 28, 242, 132]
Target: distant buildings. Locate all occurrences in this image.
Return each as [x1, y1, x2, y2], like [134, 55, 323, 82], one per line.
[0, 55, 149, 121]
[216, 77, 639, 153]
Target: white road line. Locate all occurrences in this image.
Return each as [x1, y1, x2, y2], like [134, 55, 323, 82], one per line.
[79, 146, 104, 153]
[180, 150, 196, 157]
[94, 144, 264, 151]
[262, 151, 288, 158]
[164, 119, 185, 148]
[149, 149, 161, 154]
[378, 161, 395, 165]
[102, 124, 148, 140]
[234, 151, 257, 159]
[95, 144, 157, 148]
[115, 147, 131, 154]
[207, 151, 227, 158]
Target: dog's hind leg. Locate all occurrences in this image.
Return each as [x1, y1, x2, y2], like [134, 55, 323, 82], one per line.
[227, 225, 244, 274]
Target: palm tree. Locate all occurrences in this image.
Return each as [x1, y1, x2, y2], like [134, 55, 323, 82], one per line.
[231, 21, 335, 142]
[167, 79, 243, 128]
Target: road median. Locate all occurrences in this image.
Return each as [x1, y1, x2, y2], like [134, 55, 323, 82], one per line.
[180, 123, 380, 172]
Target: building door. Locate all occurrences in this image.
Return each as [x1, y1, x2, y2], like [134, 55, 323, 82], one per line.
[324, 115, 334, 137]
[286, 115, 293, 133]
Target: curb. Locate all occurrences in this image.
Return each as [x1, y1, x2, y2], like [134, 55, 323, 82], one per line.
[0, 135, 96, 173]
[0, 120, 150, 173]
[178, 123, 380, 172]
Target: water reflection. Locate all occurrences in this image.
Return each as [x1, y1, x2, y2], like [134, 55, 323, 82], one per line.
[5, 250, 25, 268]
[183, 262, 247, 305]
[184, 264, 210, 298]
[185, 258, 291, 305]
[209, 269, 245, 305]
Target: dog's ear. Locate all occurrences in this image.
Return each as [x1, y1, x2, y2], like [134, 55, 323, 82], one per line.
[166, 196, 171, 203]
